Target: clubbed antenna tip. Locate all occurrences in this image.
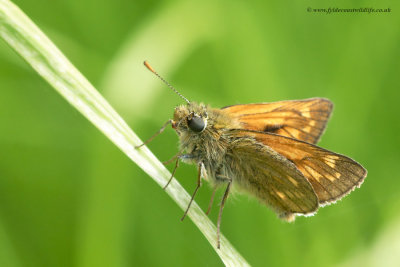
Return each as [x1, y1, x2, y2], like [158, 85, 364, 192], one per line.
[144, 60, 155, 73]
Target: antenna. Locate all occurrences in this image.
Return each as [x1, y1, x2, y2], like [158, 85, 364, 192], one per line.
[144, 61, 190, 104]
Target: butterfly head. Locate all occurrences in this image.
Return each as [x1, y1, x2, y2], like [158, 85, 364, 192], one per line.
[172, 102, 208, 135]
[142, 62, 211, 136]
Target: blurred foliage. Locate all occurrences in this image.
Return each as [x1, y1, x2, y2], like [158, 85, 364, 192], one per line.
[1, 0, 399, 266]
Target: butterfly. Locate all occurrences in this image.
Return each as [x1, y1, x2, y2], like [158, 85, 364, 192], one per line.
[137, 61, 367, 249]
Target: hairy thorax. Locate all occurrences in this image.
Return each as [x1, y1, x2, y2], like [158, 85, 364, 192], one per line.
[172, 102, 241, 184]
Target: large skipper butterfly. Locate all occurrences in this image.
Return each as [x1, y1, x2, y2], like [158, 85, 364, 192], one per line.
[137, 61, 367, 248]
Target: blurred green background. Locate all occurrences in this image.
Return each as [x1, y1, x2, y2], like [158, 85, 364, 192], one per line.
[1, 0, 399, 266]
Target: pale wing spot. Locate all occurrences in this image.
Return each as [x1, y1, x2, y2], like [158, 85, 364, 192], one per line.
[276, 191, 286, 199]
[304, 165, 323, 181]
[302, 109, 311, 118]
[325, 155, 340, 160]
[324, 172, 337, 182]
[303, 125, 312, 134]
[309, 120, 317, 127]
[334, 172, 341, 179]
[287, 176, 299, 187]
[325, 159, 336, 168]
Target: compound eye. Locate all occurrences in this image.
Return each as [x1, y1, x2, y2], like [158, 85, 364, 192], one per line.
[187, 116, 206, 132]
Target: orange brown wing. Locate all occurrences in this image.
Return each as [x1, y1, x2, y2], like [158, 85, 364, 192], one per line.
[236, 130, 367, 205]
[226, 136, 318, 220]
[222, 98, 333, 144]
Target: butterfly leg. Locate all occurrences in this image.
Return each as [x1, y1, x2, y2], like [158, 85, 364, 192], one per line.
[217, 178, 232, 249]
[181, 163, 202, 221]
[162, 151, 181, 165]
[163, 154, 196, 190]
[135, 119, 172, 148]
[206, 186, 217, 215]
[163, 157, 179, 190]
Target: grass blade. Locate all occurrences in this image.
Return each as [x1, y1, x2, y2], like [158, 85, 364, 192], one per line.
[0, 0, 250, 265]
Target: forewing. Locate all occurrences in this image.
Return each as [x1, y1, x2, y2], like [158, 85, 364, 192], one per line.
[222, 98, 333, 144]
[227, 135, 318, 218]
[240, 130, 367, 205]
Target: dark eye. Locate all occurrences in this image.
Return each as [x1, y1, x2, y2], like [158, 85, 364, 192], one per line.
[187, 116, 206, 132]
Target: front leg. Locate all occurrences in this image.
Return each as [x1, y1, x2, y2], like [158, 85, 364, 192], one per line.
[163, 154, 198, 190]
[135, 120, 173, 148]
